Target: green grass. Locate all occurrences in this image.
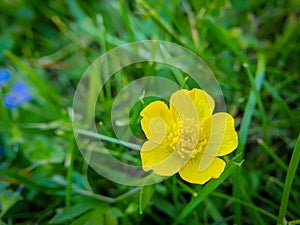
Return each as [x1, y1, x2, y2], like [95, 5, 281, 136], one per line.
[0, 0, 299, 224]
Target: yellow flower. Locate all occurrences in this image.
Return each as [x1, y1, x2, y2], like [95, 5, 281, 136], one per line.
[140, 88, 238, 184]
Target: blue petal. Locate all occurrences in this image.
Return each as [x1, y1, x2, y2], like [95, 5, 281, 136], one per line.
[4, 91, 32, 108]
[11, 81, 29, 92]
[0, 69, 10, 87]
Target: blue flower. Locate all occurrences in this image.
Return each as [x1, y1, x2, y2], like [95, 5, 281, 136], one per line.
[4, 81, 32, 108]
[11, 81, 30, 92]
[0, 69, 10, 87]
[0, 70, 32, 108]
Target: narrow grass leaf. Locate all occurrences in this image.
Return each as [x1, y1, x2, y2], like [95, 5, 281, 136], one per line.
[236, 55, 265, 159]
[66, 0, 86, 22]
[277, 134, 300, 224]
[65, 137, 75, 207]
[233, 53, 266, 224]
[0, 168, 59, 193]
[198, 17, 248, 63]
[203, 197, 226, 224]
[118, 0, 134, 41]
[139, 184, 155, 214]
[152, 196, 175, 218]
[244, 54, 269, 144]
[212, 192, 279, 222]
[258, 139, 288, 171]
[235, 174, 268, 225]
[95, 14, 111, 100]
[159, 44, 187, 88]
[136, 0, 185, 46]
[263, 81, 298, 131]
[174, 158, 242, 225]
[49, 204, 93, 224]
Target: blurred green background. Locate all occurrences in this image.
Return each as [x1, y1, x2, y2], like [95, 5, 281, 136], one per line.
[0, 0, 299, 224]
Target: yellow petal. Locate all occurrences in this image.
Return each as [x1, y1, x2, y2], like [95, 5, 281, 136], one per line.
[140, 141, 183, 176]
[184, 89, 215, 123]
[179, 156, 226, 184]
[140, 101, 170, 143]
[200, 112, 238, 170]
[169, 89, 199, 124]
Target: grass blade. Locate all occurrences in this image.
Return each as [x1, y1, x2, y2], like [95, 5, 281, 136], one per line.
[258, 139, 288, 171]
[236, 54, 266, 160]
[173, 157, 242, 225]
[212, 192, 279, 222]
[198, 17, 248, 63]
[233, 53, 266, 224]
[139, 185, 155, 214]
[243, 54, 269, 144]
[277, 134, 300, 224]
[65, 137, 75, 207]
[263, 81, 298, 131]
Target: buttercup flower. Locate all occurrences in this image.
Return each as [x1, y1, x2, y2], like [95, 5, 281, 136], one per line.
[4, 81, 32, 109]
[140, 88, 238, 184]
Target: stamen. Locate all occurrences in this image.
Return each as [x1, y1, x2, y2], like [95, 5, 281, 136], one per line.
[168, 117, 207, 159]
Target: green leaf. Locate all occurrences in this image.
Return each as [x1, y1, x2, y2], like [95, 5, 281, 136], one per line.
[199, 17, 248, 63]
[85, 208, 106, 225]
[0, 36, 13, 61]
[70, 207, 120, 225]
[0, 189, 23, 218]
[152, 197, 175, 218]
[104, 209, 118, 225]
[50, 196, 119, 224]
[25, 136, 65, 163]
[70, 212, 97, 225]
[0, 168, 52, 192]
[277, 134, 300, 225]
[49, 204, 93, 224]
[0, 219, 7, 225]
[139, 184, 155, 214]
[230, 0, 249, 12]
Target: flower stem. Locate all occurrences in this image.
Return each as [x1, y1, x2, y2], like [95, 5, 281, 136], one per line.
[65, 137, 75, 207]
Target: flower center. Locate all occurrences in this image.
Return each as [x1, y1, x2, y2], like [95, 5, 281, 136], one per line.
[168, 117, 207, 159]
